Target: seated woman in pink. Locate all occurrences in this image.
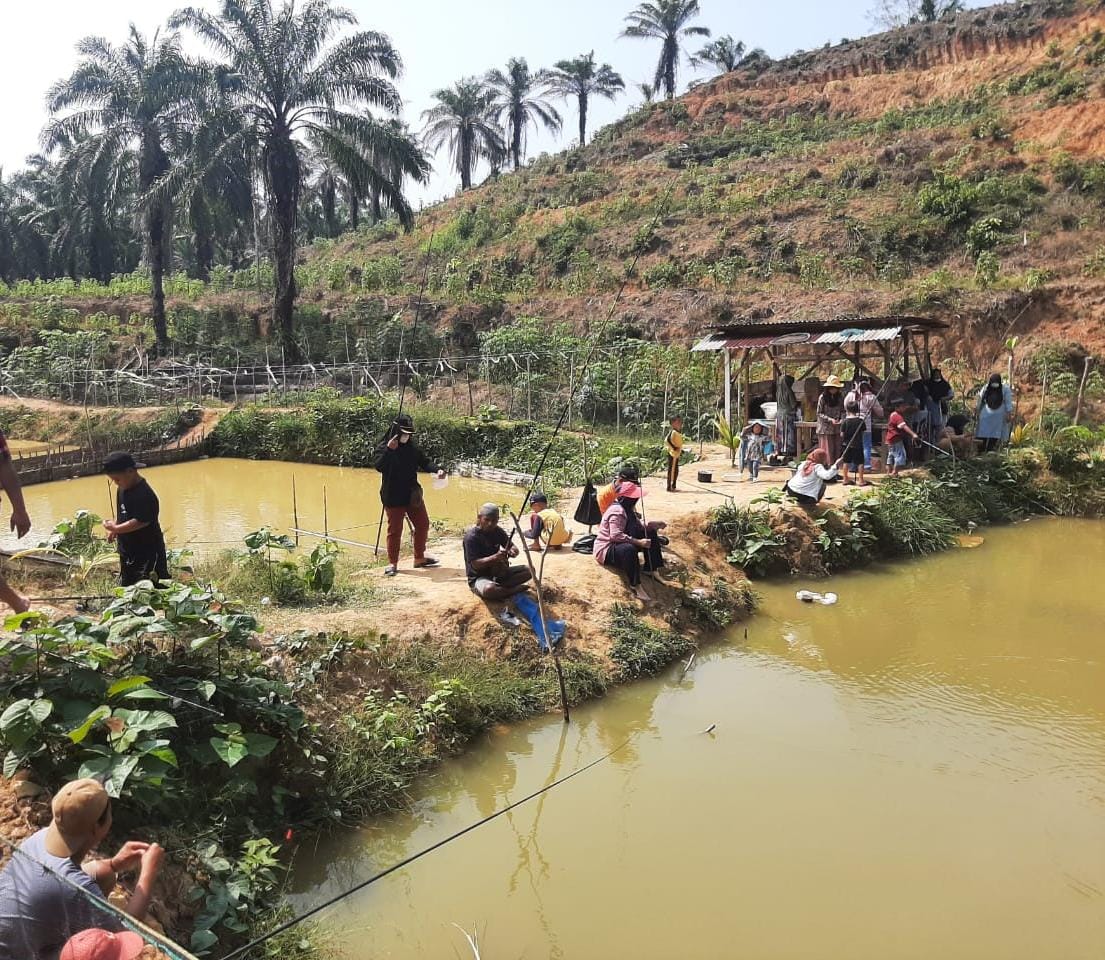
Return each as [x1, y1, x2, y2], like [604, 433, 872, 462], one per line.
[594, 481, 666, 601]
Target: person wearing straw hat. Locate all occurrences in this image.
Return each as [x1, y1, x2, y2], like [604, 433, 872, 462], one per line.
[0, 778, 163, 960]
[374, 415, 447, 577]
[102, 453, 169, 588]
[0, 425, 32, 613]
[816, 376, 845, 463]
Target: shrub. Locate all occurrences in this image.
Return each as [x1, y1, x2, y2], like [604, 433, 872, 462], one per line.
[608, 605, 695, 679]
[706, 502, 789, 576]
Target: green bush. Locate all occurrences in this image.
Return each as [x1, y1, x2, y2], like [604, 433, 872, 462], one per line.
[608, 605, 695, 680]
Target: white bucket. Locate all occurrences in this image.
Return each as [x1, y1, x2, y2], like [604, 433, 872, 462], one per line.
[760, 402, 779, 420]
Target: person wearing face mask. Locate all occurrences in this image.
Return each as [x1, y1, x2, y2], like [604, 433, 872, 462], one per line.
[975, 374, 1013, 453]
[374, 414, 447, 577]
[594, 481, 666, 602]
[926, 368, 954, 436]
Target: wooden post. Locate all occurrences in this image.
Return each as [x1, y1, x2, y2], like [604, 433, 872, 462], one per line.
[902, 332, 911, 381]
[567, 354, 575, 430]
[526, 356, 532, 421]
[616, 356, 623, 434]
[723, 350, 732, 435]
[323, 486, 329, 538]
[466, 365, 475, 416]
[292, 477, 300, 548]
[1074, 356, 1095, 425]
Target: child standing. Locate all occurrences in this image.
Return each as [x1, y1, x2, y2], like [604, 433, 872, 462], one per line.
[840, 400, 867, 486]
[741, 422, 767, 482]
[102, 452, 169, 587]
[885, 398, 919, 478]
[523, 493, 571, 552]
[664, 415, 684, 492]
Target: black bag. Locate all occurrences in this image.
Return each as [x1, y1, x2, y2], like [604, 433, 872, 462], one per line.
[572, 533, 597, 555]
[573, 481, 602, 527]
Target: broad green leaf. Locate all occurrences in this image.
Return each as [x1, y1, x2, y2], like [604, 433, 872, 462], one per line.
[78, 754, 139, 798]
[197, 681, 216, 701]
[210, 737, 249, 768]
[111, 709, 177, 734]
[67, 706, 111, 744]
[244, 733, 278, 759]
[190, 634, 217, 651]
[0, 699, 53, 749]
[3, 611, 46, 631]
[120, 688, 169, 701]
[190, 929, 218, 953]
[106, 675, 153, 699]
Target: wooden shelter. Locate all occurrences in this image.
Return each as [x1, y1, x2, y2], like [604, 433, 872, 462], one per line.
[692, 315, 949, 430]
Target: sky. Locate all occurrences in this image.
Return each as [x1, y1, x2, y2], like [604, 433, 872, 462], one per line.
[0, 0, 986, 209]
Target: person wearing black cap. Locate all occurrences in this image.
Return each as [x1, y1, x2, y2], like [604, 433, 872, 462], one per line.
[374, 415, 447, 577]
[102, 453, 169, 587]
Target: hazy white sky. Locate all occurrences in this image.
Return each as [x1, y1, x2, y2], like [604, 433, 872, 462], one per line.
[0, 1, 982, 207]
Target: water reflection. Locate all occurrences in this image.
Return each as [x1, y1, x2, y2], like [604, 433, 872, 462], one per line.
[290, 519, 1105, 960]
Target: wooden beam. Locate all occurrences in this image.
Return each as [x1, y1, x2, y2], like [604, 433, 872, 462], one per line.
[723, 350, 733, 434]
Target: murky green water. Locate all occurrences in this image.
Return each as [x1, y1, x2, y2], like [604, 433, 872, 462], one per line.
[1, 458, 519, 557]
[290, 518, 1105, 959]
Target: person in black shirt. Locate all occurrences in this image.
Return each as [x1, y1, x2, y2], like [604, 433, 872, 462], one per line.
[102, 452, 169, 587]
[462, 503, 532, 600]
[374, 415, 447, 577]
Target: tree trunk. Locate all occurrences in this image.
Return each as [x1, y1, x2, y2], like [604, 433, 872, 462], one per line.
[512, 106, 523, 169]
[460, 127, 473, 190]
[1073, 356, 1094, 425]
[349, 191, 360, 231]
[370, 186, 382, 223]
[322, 181, 337, 238]
[265, 129, 301, 356]
[664, 40, 677, 99]
[578, 93, 588, 146]
[140, 132, 171, 352]
[190, 191, 214, 282]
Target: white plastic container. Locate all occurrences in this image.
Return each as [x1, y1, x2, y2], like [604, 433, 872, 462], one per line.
[760, 401, 779, 420]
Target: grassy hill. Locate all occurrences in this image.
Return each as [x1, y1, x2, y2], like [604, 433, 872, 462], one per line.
[4, 0, 1105, 378]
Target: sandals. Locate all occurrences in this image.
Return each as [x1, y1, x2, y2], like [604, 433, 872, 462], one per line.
[413, 556, 440, 568]
[383, 564, 398, 577]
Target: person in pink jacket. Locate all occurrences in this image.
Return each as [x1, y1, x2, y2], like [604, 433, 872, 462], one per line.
[594, 482, 666, 601]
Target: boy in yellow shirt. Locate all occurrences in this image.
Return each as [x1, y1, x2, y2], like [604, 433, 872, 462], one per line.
[524, 493, 571, 551]
[664, 415, 684, 492]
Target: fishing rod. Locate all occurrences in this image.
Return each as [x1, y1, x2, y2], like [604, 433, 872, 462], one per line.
[373, 229, 436, 558]
[508, 174, 683, 536]
[220, 737, 632, 960]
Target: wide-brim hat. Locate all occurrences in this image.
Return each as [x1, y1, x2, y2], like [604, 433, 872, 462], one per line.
[823, 375, 844, 389]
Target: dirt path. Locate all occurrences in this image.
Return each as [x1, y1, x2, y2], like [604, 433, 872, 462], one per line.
[264, 446, 885, 658]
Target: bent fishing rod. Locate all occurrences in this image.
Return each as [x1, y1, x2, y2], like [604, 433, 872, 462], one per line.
[220, 737, 632, 960]
[506, 174, 683, 540]
[373, 228, 436, 557]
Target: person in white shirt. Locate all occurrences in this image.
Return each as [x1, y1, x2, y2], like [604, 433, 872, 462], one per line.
[783, 449, 841, 505]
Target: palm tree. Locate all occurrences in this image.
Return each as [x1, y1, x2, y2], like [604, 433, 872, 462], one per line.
[171, 0, 425, 349]
[546, 53, 624, 146]
[621, 0, 711, 100]
[693, 35, 748, 73]
[421, 80, 504, 191]
[366, 120, 429, 223]
[484, 59, 562, 170]
[46, 26, 203, 349]
[638, 82, 657, 104]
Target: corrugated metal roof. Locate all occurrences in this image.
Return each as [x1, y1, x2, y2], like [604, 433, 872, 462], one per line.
[708, 314, 946, 332]
[693, 326, 902, 351]
[812, 326, 901, 344]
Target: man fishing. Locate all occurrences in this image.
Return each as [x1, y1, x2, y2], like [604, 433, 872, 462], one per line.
[374, 414, 447, 577]
[0, 427, 32, 613]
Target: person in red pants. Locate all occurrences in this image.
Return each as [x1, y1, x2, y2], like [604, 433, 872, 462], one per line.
[374, 415, 447, 576]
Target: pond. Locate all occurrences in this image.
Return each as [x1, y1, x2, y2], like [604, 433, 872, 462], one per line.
[288, 518, 1105, 959]
[1, 458, 521, 557]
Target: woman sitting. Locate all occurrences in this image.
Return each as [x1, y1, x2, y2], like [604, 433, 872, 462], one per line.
[783, 449, 841, 506]
[594, 482, 665, 602]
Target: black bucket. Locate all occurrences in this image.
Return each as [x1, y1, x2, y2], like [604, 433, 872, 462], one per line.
[697, 470, 713, 483]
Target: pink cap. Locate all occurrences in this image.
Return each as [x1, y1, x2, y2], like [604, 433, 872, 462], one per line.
[616, 481, 645, 500]
[61, 928, 146, 960]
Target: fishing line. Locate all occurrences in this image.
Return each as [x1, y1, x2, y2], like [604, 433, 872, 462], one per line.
[510, 174, 684, 528]
[220, 737, 633, 959]
[373, 229, 436, 558]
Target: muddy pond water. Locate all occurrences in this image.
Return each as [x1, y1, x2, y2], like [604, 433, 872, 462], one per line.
[1, 458, 519, 557]
[289, 517, 1105, 960]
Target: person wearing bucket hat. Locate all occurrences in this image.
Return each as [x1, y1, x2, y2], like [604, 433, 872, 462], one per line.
[816, 376, 845, 464]
[594, 481, 666, 602]
[374, 415, 448, 576]
[102, 453, 169, 588]
[0, 778, 163, 959]
[61, 928, 145, 960]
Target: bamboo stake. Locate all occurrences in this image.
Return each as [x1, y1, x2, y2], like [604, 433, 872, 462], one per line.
[292, 477, 300, 548]
[509, 511, 569, 723]
[323, 486, 329, 539]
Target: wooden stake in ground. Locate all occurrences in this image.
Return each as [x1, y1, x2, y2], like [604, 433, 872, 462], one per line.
[509, 511, 570, 723]
[1074, 356, 1095, 426]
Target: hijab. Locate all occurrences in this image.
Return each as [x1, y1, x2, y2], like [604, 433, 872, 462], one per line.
[800, 448, 830, 478]
[982, 374, 1004, 411]
[927, 368, 952, 402]
[616, 495, 645, 538]
[910, 378, 930, 403]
